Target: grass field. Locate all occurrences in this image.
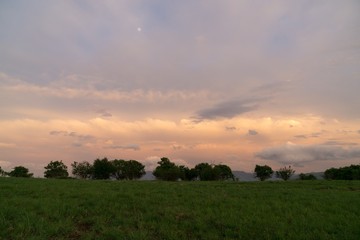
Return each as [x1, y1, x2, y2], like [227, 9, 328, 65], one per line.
[0, 178, 359, 240]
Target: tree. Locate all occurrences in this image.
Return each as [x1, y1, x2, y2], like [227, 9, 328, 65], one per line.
[299, 173, 317, 180]
[254, 165, 273, 181]
[125, 160, 146, 180]
[213, 164, 235, 181]
[153, 157, 181, 181]
[0, 166, 6, 177]
[112, 159, 146, 180]
[44, 160, 69, 178]
[194, 163, 235, 181]
[195, 163, 215, 180]
[92, 158, 115, 179]
[324, 165, 360, 180]
[112, 159, 127, 180]
[179, 165, 198, 181]
[8, 166, 33, 178]
[71, 161, 93, 179]
[276, 166, 295, 181]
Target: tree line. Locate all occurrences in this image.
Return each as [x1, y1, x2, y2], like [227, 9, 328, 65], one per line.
[1, 160, 359, 181]
[0, 157, 234, 181]
[323, 165, 360, 180]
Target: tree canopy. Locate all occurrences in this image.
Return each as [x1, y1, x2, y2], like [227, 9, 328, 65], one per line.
[179, 165, 197, 181]
[112, 159, 145, 180]
[153, 157, 182, 181]
[324, 165, 360, 180]
[254, 165, 273, 181]
[8, 166, 33, 178]
[71, 161, 93, 179]
[92, 158, 116, 179]
[44, 160, 69, 178]
[152, 159, 234, 181]
[194, 163, 234, 181]
[275, 166, 295, 181]
[299, 173, 317, 180]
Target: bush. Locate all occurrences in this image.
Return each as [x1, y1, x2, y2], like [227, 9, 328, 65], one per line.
[276, 166, 295, 181]
[299, 173, 317, 180]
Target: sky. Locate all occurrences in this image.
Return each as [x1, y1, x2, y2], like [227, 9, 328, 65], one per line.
[0, 0, 360, 177]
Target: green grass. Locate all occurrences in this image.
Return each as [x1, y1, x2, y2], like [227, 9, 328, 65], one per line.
[0, 178, 359, 240]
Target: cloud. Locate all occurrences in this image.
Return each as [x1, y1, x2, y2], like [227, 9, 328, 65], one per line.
[194, 97, 266, 120]
[0, 142, 16, 148]
[248, 130, 258, 136]
[49, 131, 94, 142]
[0, 160, 12, 168]
[143, 156, 161, 171]
[0, 74, 214, 103]
[49, 131, 68, 136]
[322, 141, 358, 146]
[72, 143, 83, 148]
[294, 132, 323, 139]
[294, 134, 307, 139]
[104, 144, 140, 151]
[172, 144, 183, 150]
[255, 142, 360, 164]
[225, 126, 237, 131]
[96, 109, 112, 118]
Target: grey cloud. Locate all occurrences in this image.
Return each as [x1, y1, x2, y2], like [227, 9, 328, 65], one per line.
[96, 109, 112, 118]
[248, 130, 258, 136]
[72, 143, 82, 147]
[225, 126, 237, 131]
[49, 131, 68, 136]
[68, 132, 77, 137]
[255, 143, 360, 164]
[105, 144, 140, 151]
[322, 141, 358, 146]
[195, 97, 265, 120]
[101, 112, 112, 117]
[49, 131, 94, 141]
[294, 135, 307, 139]
[294, 132, 322, 139]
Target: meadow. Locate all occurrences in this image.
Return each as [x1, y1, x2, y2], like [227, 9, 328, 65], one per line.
[0, 178, 359, 240]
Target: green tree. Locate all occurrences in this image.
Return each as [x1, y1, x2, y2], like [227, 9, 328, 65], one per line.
[324, 165, 360, 180]
[44, 160, 69, 178]
[153, 157, 181, 181]
[213, 164, 235, 181]
[8, 166, 33, 178]
[276, 166, 295, 181]
[254, 165, 273, 181]
[195, 163, 215, 180]
[92, 158, 115, 179]
[125, 160, 146, 180]
[112, 159, 127, 180]
[179, 165, 198, 181]
[299, 173, 317, 180]
[112, 159, 146, 180]
[71, 161, 93, 179]
[0, 166, 6, 177]
[194, 163, 235, 181]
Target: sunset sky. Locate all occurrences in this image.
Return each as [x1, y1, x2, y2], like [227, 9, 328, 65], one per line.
[1, 0, 359, 177]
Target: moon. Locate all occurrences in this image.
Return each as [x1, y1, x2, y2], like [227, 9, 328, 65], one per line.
[137, 27, 142, 32]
